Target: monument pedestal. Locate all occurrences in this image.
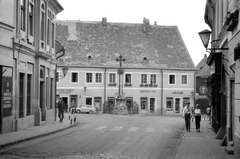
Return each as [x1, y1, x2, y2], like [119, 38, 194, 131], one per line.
[112, 97, 128, 115]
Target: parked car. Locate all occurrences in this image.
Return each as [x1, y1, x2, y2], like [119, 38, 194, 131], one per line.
[75, 104, 96, 114]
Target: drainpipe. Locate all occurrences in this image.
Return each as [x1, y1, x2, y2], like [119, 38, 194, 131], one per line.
[193, 71, 197, 108]
[160, 69, 163, 115]
[103, 68, 107, 114]
[54, 47, 65, 121]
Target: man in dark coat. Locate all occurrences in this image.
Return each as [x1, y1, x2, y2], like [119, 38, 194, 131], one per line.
[58, 98, 66, 123]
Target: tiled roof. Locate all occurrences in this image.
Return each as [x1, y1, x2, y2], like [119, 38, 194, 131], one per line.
[196, 54, 210, 77]
[55, 19, 195, 69]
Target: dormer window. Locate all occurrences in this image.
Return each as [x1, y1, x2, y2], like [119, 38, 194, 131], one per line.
[143, 57, 148, 60]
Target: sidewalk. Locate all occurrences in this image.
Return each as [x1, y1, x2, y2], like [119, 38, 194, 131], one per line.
[175, 118, 236, 159]
[0, 113, 78, 149]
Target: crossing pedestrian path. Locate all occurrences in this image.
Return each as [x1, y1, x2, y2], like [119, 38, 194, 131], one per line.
[82, 125, 172, 134]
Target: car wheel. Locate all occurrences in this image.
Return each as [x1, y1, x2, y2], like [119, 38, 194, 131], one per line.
[89, 110, 93, 114]
[77, 110, 81, 113]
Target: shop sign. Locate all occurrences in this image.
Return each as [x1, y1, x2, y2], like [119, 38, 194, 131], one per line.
[2, 67, 13, 117]
[57, 89, 74, 94]
[140, 90, 156, 93]
[172, 91, 183, 94]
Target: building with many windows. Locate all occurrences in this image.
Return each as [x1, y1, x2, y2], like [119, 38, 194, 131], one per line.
[0, 0, 63, 134]
[55, 18, 196, 115]
[203, 0, 240, 157]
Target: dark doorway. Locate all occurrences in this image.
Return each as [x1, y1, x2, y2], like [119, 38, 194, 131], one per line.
[40, 81, 45, 121]
[150, 98, 155, 113]
[62, 97, 68, 112]
[126, 97, 133, 114]
[94, 97, 102, 112]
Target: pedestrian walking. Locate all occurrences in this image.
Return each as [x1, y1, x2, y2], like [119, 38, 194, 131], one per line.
[194, 104, 201, 132]
[182, 102, 192, 132]
[58, 98, 66, 123]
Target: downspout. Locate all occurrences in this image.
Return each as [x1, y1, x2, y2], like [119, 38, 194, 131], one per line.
[103, 68, 107, 114]
[193, 71, 197, 108]
[160, 69, 163, 115]
[54, 47, 65, 121]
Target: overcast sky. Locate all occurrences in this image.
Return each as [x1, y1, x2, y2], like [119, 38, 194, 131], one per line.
[56, 0, 210, 66]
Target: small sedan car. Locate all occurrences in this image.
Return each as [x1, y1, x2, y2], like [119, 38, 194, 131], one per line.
[75, 104, 96, 114]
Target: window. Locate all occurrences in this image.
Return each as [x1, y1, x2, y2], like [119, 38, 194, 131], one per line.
[50, 78, 53, 109]
[166, 97, 173, 110]
[28, 0, 34, 38]
[19, 73, 25, 118]
[169, 75, 175, 84]
[20, 0, 26, 31]
[125, 74, 131, 84]
[141, 74, 147, 84]
[41, 3, 45, 48]
[86, 97, 92, 105]
[27, 74, 31, 115]
[96, 73, 102, 83]
[52, 23, 55, 49]
[86, 73, 92, 83]
[71, 72, 78, 83]
[150, 74, 156, 84]
[181, 75, 187, 84]
[47, 10, 51, 46]
[109, 73, 116, 83]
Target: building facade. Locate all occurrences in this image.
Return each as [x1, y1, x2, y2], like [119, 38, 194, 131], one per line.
[204, 0, 240, 157]
[0, 0, 63, 134]
[56, 18, 196, 115]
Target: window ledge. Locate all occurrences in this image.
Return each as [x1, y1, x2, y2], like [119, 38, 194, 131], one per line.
[124, 83, 132, 87]
[108, 83, 117, 86]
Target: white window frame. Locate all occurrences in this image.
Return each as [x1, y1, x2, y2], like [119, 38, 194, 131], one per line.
[70, 72, 79, 84]
[86, 72, 93, 84]
[124, 73, 132, 84]
[140, 73, 148, 84]
[181, 74, 188, 85]
[95, 72, 103, 84]
[150, 73, 157, 84]
[85, 96, 93, 105]
[169, 74, 176, 85]
[108, 72, 116, 84]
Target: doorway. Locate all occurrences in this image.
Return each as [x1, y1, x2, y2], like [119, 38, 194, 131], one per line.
[40, 81, 45, 121]
[62, 97, 68, 112]
[175, 98, 180, 113]
[150, 98, 155, 113]
[140, 97, 147, 112]
[94, 97, 102, 111]
[126, 97, 133, 114]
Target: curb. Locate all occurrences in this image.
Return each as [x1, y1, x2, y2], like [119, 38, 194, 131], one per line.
[0, 122, 79, 150]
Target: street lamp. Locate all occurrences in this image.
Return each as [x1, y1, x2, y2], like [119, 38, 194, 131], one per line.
[62, 67, 68, 78]
[198, 29, 228, 52]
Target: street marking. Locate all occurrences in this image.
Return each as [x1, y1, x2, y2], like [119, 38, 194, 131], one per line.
[128, 127, 139, 132]
[164, 129, 173, 133]
[111, 126, 123, 131]
[95, 126, 107, 130]
[146, 128, 155, 133]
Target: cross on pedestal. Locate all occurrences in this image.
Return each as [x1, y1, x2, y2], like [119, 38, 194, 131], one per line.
[116, 55, 125, 98]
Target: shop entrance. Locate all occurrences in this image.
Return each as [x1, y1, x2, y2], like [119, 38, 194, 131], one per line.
[140, 97, 147, 113]
[126, 97, 133, 114]
[94, 97, 102, 112]
[175, 98, 180, 113]
[150, 98, 155, 113]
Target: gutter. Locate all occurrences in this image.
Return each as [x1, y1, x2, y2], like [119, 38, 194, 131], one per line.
[160, 69, 163, 115]
[55, 46, 66, 121]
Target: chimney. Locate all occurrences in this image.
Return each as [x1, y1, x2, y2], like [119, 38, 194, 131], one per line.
[154, 21, 157, 25]
[143, 17, 150, 33]
[204, 54, 207, 58]
[102, 17, 107, 26]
